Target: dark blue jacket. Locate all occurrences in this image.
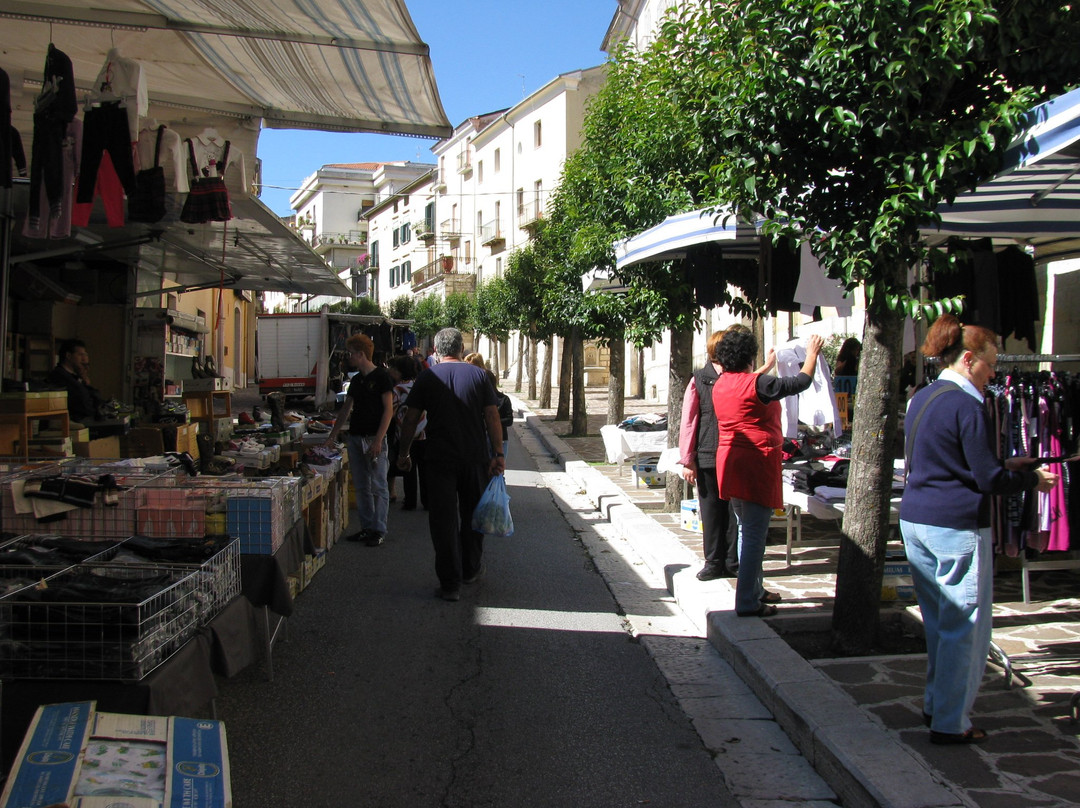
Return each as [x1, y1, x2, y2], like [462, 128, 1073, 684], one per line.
[900, 381, 1037, 530]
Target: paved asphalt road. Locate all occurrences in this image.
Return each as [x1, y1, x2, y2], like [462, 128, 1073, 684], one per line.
[214, 427, 737, 808]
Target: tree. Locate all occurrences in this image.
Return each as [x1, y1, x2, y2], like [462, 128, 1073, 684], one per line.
[411, 295, 444, 339]
[386, 295, 414, 321]
[664, 0, 1080, 652]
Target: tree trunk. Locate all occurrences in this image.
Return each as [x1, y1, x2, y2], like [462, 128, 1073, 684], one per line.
[606, 335, 625, 425]
[514, 334, 525, 393]
[665, 327, 694, 511]
[528, 335, 538, 400]
[540, 338, 553, 408]
[490, 339, 500, 378]
[556, 336, 572, 420]
[830, 263, 906, 655]
[636, 349, 646, 398]
[571, 326, 588, 436]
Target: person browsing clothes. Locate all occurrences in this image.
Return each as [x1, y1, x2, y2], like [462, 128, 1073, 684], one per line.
[713, 329, 820, 618]
[396, 328, 505, 602]
[326, 333, 395, 547]
[900, 314, 1057, 745]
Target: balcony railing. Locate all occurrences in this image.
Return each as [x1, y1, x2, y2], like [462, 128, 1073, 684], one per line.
[440, 218, 460, 242]
[411, 256, 455, 292]
[313, 230, 367, 250]
[518, 200, 544, 229]
[456, 151, 473, 175]
[480, 219, 504, 246]
[414, 219, 435, 240]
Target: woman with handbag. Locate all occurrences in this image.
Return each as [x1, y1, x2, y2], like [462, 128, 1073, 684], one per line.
[900, 314, 1057, 745]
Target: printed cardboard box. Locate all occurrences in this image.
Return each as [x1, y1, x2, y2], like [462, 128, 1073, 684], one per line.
[0, 701, 232, 808]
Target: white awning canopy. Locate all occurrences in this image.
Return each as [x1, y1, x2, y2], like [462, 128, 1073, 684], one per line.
[924, 86, 1080, 263]
[612, 207, 759, 272]
[0, 0, 451, 137]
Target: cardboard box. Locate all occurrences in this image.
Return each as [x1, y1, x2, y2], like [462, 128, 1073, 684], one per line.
[73, 435, 121, 458]
[0, 391, 67, 414]
[0, 701, 232, 808]
[183, 377, 233, 392]
[680, 498, 702, 533]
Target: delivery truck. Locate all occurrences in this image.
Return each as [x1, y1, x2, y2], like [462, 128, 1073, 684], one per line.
[256, 310, 413, 408]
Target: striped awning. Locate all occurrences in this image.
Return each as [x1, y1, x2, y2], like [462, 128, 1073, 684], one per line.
[925, 87, 1080, 262]
[613, 208, 757, 271]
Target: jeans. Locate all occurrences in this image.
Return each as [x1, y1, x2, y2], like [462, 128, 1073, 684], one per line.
[901, 520, 993, 734]
[730, 499, 772, 613]
[345, 434, 389, 535]
[425, 458, 486, 592]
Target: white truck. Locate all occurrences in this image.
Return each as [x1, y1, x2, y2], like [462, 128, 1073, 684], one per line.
[256, 310, 413, 408]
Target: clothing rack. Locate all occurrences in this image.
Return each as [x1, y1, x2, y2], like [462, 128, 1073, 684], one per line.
[991, 354, 1080, 603]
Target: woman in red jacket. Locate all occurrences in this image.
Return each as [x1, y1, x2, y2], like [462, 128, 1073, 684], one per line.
[713, 329, 823, 616]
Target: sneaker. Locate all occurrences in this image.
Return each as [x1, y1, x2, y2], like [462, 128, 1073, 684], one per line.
[365, 532, 384, 547]
[344, 530, 366, 542]
[435, 587, 461, 602]
[463, 564, 485, 584]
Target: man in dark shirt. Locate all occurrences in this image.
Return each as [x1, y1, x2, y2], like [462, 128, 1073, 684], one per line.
[46, 338, 103, 423]
[326, 333, 395, 546]
[396, 328, 504, 601]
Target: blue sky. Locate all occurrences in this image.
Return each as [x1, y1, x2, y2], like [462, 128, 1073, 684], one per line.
[257, 1, 617, 216]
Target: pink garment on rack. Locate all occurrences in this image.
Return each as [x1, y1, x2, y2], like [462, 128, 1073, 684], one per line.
[1045, 428, 1071, 552]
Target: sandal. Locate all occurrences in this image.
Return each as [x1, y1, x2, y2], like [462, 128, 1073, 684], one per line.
[761, 590, 783, 604]
[736, 603, 778, 618]
[930, 727, 988, 745]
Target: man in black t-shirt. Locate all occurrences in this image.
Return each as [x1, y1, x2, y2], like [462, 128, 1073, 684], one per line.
[396, 328, 504, 601]
[46, 338, 104, 424]
[327, 333, 394, 546]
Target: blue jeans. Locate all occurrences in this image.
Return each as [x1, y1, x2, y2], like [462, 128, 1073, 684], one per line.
[901, 520, 993, 734]
[731, 499, 771, 613]
[346, 434, 389, 535]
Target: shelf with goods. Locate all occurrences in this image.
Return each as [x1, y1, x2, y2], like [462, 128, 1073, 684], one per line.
[0, 393, 71, 458]
[131, 308, 209, 412]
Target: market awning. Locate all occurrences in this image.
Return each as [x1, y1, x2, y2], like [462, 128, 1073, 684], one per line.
[924, 87, 1080, 263]
[613, 208, 758, 271]
[0, 0, 451, 137]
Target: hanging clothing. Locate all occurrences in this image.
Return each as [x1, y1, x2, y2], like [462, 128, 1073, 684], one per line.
[75, 102, 137, 210]
[758, 238, 799, 314]
[72, 149, 127, 229]
[774, 340, 842, 438]
[23, 118, 79, 239]
[1, 67, 28, 188]
[28, 44, 78, 231]
[996, 246, 1040, 351]
[136, 124, 189, 193]
[180, 138, 232, 223]
[89, 48, 148, 142]
[793, 241, 853, 317]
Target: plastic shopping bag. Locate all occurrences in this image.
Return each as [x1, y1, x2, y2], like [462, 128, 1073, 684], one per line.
[472, 474, 514, 536]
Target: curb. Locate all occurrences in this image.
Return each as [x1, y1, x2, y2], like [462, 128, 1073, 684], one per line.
[519, 406, 963, 808]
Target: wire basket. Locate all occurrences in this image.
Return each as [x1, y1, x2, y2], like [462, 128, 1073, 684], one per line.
[0, 562, 200, 680]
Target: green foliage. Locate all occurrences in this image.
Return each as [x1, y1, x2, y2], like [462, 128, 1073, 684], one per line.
[474, 277, 516, 341]
[443, 292, 475, 332]
[660, 0, 1072, 314]
[386, 295, 414, 320]
[410, 295, 444, 338]
[327, 297, 381, 316]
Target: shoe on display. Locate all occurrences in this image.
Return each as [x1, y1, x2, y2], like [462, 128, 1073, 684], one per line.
[238, 411, 256, 425]
[191, 356, 206, 379]
[203, 355, 221, 378]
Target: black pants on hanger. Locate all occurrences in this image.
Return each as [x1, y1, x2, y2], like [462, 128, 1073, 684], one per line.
[76, 102, 136, 204]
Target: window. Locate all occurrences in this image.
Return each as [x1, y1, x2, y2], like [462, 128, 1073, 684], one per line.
[534, 120, 542, 148]
[400, 223, 411, 244]
[370, 240, 379, 268]
[477, 211, 483, 232]
[495, 257, 502, 277]
[465, 240, 472, 264]
[390, 264, 399, 287]
[478, 160, 484, 184]
[494, 148, 501, 173]
[516, 188, 524, 215]
[424, 202, 435, 230]
[402, 260, 412, 286]
[392, 228, 400, 248]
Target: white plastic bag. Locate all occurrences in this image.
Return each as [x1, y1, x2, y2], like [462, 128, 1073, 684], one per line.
[472, 475, 514, 536]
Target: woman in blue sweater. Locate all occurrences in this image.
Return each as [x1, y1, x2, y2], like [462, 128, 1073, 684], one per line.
[900, 314, 1058, 745]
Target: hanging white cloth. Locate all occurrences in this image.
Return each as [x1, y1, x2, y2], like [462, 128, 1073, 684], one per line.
[89, 48, 148, 141]
[794, 241, 853, 316]
[774, 338, 842, 438]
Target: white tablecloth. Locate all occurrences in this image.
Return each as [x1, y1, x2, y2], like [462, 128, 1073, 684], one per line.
[599, 424, 668, 464]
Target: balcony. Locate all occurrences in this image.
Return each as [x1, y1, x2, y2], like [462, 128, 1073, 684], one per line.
[440, 217, 461, 244]
[456, 151, 473, 175]
[432, 171, 447, 192]
[518, 200, 544, 230]
[312, 230, 367, 255]
[480, 219, 504, 247]
[414, 219, 435, 241]
[412, 256, 454, 292]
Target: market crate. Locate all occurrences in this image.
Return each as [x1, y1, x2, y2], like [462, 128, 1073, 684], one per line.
[631, 456, 664, 487]
[104, 535, 241, 624]
[136, 487, 207, 539]
[221, 476, 300, 554]
[0, 391, 68, 414]
[680, 498, 702, 533]
[0, 562, 200, 680]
